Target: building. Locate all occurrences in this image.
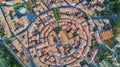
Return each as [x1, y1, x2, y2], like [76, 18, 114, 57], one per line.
[100, 29, 113, 40]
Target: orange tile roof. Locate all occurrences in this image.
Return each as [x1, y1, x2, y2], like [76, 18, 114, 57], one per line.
[100, 29, 113, 40]
[83, 47, 90, 57]
[0, 0, 5, 2]
[79, 18, 85, 23]
[59, 31, 68, 42]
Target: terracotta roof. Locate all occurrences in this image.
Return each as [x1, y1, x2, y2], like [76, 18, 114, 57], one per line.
[83, 47, 90, 57]
[0, 0, 5, 2]
[100, 29, 113, 40]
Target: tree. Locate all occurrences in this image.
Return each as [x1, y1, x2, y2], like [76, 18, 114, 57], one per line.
[53, 8, 61, 20]
[0, 44, 22, 67]
[53, 27, 62, 34]
[0, 25, 5, 37]
[72, 31, 78, 37]
[97, 47, 112, 63]
[53, 37, 57, 43]
[82, 14, 88, 19]
[110, 19, 120, 36]
[109, 0, 120, 15]
[5, 39, 12, 45]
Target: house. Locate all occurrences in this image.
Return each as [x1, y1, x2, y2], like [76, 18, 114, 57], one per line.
[100, 29, 113, 40]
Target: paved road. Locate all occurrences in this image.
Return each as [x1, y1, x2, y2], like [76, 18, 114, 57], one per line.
[6, 3, 91, 67]
[9, 4, 120, 39]
[2, 40, 26, 67]
[0, 8, 14, 36]
[13, 35, 36, 67]
[1, 1, 120, 67]
[0, 6, 36, 67]
[10, 5, 86, 38]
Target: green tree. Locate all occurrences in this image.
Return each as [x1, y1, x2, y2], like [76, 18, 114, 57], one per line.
[110, 19, 120, 36]
[0, 25, 5, 37]
[109, 0, 120, 15]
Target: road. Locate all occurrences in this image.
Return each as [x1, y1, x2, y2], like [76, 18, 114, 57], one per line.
[2, 41, 26, 67]
[9, 5, 86, 38]
[8, 3, 120, 39]
[1, 0, 120, 67]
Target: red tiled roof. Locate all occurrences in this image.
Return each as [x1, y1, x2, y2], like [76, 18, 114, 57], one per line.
[0, 0, 5, 2]
[100, 29, 113, 40]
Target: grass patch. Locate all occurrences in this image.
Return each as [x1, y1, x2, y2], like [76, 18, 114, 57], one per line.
[13, 2, 33, 11]
[96, 46, 112, 63]
[53, 8, 61, 20]
[104, 37, 118, 48]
